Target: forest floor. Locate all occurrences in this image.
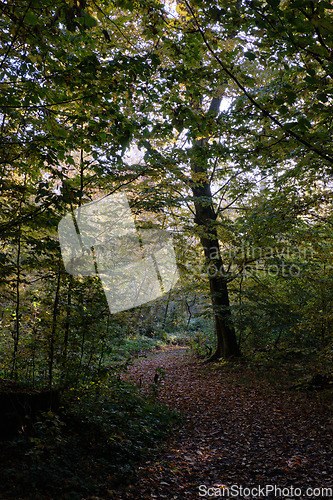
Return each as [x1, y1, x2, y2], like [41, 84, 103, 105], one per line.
[116, 346, 332, 500]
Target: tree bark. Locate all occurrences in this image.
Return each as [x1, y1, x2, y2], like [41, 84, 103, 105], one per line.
[49, 263, 61, 387]
[175, 2, 240, 359]
[191, 168, 240, 360]
[189, 96, 240, 360]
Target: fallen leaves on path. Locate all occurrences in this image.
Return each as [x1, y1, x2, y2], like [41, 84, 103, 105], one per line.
[114, 347, 332, 499]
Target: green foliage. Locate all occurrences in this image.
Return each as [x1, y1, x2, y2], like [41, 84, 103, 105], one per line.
[187, 318, 216, 358]
[241, 346, 333, 398]
[0, 4, 333, 497]
[64, 377, 178, 452]
[0, 0, 332, 431]
[105, 334, 166, 361]
[0, 378, 179, 499]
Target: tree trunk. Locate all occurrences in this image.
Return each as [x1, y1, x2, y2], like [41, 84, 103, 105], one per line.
[191, 176, 240, 360]
[49, 263, 61, 388]
[11, 224, 21, 379]
[190, 96, 240, 359]
[174, 2, 239, 359]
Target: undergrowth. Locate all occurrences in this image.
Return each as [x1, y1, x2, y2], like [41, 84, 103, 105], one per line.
[205, 347, 333, 407]
[0, 377, 179, 499]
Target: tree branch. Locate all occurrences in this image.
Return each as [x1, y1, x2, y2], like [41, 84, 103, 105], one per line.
[184, 0, 333, 166]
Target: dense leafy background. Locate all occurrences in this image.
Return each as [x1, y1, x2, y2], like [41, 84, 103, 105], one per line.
[0, 0, 332, 496]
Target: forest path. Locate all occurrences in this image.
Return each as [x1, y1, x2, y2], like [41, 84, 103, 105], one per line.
[118, 347, 332, 499]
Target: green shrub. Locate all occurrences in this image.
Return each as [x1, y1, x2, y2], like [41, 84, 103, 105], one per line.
[0, 378, 179, 499]
[188, 328, 215, 358]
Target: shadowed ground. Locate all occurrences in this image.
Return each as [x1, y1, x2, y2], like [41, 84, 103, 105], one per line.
[118, 347, 332, 499]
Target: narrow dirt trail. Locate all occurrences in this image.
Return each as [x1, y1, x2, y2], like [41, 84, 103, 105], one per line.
[118, 347, 332, 499]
